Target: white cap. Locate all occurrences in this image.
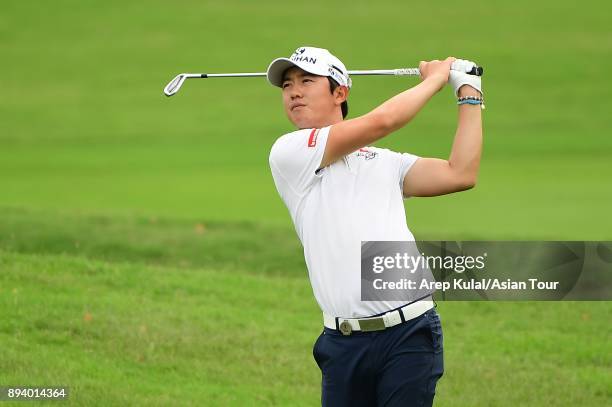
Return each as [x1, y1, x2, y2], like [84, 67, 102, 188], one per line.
[267, 46, 352, 89]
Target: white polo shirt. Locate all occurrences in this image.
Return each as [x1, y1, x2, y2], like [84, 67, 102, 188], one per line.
[269, 125, 421, 318]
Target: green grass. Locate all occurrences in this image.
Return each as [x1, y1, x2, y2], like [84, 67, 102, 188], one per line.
[1, 0, 611, 405]
[1, 210, 611, 406]
[0, 207, 305, 276]
[1, 250, 322, 406]
[1, 248, 610, 406]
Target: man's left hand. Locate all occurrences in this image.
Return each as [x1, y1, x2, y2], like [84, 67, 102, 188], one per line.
[449, 59, 483, 97]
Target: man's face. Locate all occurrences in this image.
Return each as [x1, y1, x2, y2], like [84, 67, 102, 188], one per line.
[281, 66, 344, 129]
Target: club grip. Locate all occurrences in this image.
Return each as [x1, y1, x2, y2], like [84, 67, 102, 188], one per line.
[468, 66, 484, 76]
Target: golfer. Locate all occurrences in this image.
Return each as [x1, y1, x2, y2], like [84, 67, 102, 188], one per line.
[267, 46, 482, 406]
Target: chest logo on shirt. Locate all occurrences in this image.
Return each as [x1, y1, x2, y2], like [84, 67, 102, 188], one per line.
[308, 128, 320, 147]
[356, 148, 378, 160]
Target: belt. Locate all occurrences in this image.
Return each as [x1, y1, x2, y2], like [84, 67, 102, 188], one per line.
[323, 296, 434, 336]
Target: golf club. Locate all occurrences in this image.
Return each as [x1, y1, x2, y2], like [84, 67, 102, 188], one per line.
[163, 64, 483, 97]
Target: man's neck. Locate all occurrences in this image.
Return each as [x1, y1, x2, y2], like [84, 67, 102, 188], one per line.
[298, 115, 343, 129]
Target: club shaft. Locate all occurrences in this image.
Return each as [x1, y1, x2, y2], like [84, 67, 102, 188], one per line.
[164, 65, 482, 96]
[201, 69, 421, 78]
[205, 73, 267, 77]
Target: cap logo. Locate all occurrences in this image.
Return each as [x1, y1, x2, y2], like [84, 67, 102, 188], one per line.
[290, 54, 317, 64]
[328, 66, 343, 83]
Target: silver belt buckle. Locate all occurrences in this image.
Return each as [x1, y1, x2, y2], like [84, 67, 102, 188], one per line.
[339, 321, 352, 336]
[358, 317, 386, 332]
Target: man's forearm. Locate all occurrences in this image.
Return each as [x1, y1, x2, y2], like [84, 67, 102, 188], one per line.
[448, 87, 483, 183]
[370, 77, 444, 133]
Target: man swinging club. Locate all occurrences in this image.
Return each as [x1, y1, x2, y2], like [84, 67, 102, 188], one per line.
[267, 46, 483, 406]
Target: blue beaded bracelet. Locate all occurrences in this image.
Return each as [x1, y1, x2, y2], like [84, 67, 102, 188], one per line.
[457, 97, 486, 110]
[457, 99, 482, 105]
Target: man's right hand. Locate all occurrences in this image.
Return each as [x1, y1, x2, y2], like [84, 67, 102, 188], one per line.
[418, 57, 456, 91]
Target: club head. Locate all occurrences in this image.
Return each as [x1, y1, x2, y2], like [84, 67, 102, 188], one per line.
[164, 74, 187, 97]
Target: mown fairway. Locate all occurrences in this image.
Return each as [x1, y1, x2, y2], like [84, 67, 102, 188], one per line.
[1, 0, 611, 405]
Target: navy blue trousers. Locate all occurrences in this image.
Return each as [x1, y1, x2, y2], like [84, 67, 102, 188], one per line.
[313, 308, 444, 407]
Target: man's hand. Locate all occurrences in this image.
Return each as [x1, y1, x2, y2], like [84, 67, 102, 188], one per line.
[449, 59, 483, 97]
[418, 57, 456, 92]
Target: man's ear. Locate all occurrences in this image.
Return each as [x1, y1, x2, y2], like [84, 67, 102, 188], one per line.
[334, 86, 349, 105]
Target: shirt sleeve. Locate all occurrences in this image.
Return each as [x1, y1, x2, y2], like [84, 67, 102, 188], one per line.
[399, 152, 420, 199]
[386, 150, 420, 199]
[269, 126, 331, 197]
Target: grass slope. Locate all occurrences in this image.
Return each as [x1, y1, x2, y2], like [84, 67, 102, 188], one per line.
[1, 211, 611, 405]
[1, 249, 610, 406]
